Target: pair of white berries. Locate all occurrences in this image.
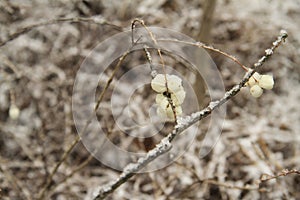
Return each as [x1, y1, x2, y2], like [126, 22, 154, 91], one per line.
[246, 72, 274, 98]
[151, 74, 186, 121]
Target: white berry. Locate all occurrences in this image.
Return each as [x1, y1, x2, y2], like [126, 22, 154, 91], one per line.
[155, 94, 169, 108]
[246, 72, 261, 87]
[151, 74, 166, 93]
[250, 85, 263, 98]
[171, 90, 186, 106]
[9, 104, 20, 120]
[167, 75, 183, 93]
[258, 75, 274, 90]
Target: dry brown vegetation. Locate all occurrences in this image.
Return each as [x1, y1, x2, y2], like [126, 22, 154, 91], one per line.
[0, 0, 299, 199]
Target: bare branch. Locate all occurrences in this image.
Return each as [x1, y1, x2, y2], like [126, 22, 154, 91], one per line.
[47, 154, 95, 196]
[93, 30, 288, 199]
[158, 38, 249, 71]
[0, 16, 123, 47]
[260, 169, 300, 184]
[94, 48, 131, 111]
[94, 138, 172, 200]
[38, 39, 139, 199]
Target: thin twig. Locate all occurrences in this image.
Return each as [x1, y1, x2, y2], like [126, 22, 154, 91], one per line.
[95, 47, 134, 111]
[132, 18, 179, 121]
[143, 46, 157, 78]
[158, 38, 249, 71]
[0, 55, 22, 78]
[131, 18, 167, 81]
[37, 23, 143, 197]
[0, 16, 122, 47]
[37, 135, 81, 199]
[93, 30, 288, 199]
[38, 43, 136, 199]
[46, 154, 95, 196]
[0, 158, 31, 200]
[175, 161, 267, 198]
[206, 179, 268, 193]
[94, 138, 173, 200]
[260, 169, 300, 183]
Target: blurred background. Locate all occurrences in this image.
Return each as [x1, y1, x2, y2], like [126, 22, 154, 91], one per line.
[0, 0, 299, 199]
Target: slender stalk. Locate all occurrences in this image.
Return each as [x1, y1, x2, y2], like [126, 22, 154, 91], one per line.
[0, 17, 122, 47]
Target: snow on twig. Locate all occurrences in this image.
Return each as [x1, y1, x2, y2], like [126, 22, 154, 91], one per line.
[93, 30, 288, 200]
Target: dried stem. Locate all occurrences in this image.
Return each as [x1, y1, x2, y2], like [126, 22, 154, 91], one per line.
[260, 169, 300, 183]
[158, 38, 249, 71]
[175, 161, 267, 197]
[132, 18, 179, 121]
[38, 39, 138, 198]
[93, 30, 288, 199]
[95, 49, 131, 110]
[0, 162, 31, 200]
[37, 135, 81, 199]
[47, 154, 95, 196]
[143, 46, 157, 78]
[38, 47, 133, 199]
[35, 24, 129, 199]
[0, 16, 122, 47]
[198, 0, 217, 43]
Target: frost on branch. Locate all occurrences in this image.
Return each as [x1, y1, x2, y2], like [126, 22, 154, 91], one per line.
[93, 29, 288, 200]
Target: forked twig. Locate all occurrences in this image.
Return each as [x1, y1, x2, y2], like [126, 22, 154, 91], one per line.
[93, 30, 288, 200]
[38, 43, 135, 199]
[39, 21, 161, 198]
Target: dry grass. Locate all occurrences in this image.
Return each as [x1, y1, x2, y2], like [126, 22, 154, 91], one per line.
[0, 0, 299, 199]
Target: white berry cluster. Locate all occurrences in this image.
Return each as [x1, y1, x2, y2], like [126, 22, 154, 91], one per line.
[246, 72, 274, 98]
[151, 74, 186, 121]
